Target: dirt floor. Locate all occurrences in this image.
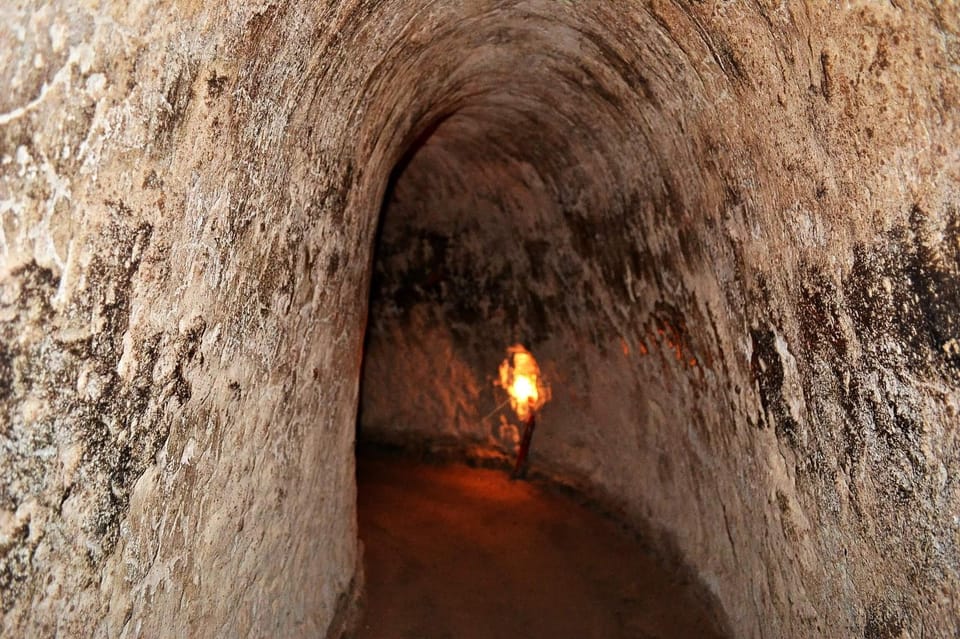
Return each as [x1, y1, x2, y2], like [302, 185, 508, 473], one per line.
[355, 452, 729, 639]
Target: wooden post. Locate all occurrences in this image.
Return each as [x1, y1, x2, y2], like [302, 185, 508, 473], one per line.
[511, 407, 537, 480]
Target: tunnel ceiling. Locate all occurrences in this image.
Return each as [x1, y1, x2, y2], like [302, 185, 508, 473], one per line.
[1, 1, 959, 638]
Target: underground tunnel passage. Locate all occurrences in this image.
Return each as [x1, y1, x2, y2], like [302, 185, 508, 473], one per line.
[2, 2, 960, 638]
[354, 101, 734, 637]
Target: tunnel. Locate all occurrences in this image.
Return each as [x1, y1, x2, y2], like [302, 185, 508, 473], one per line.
[1, 1, 959, 638]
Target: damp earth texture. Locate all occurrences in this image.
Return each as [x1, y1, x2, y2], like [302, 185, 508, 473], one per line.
[2, 2, 960, 638]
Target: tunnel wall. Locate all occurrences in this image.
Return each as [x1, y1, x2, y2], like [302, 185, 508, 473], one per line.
[360, 2, 960, 638]
[0, 1, 958, 638]
[0, 2, 388, 636]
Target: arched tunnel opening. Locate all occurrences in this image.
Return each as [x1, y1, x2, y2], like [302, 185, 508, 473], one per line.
[354, 99, 733, 635]
[350, 6, 751, 635]
[354, 5, 722, 484]
[2, 2, 959, 639]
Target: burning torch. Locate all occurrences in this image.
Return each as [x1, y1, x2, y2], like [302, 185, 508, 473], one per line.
[498, 345, 550, 479]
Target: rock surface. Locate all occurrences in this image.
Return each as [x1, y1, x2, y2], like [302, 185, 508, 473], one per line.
[0, 1, 957, 638]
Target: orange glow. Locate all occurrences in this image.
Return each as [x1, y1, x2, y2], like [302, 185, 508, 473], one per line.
[498, 344, 550, 422]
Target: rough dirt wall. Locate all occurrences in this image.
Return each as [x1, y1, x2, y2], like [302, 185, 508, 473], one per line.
[0, 1, 401, 636]
[360, 2, 960, 638]
[2, 1, 958, 638]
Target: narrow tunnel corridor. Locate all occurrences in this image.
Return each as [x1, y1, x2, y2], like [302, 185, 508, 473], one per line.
[354, 5, 776, 634]
[354, 80, 735, 634]
[1, 2, 958, 638]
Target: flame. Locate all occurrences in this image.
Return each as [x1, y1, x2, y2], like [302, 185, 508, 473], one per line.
[498, 344, 550, 422]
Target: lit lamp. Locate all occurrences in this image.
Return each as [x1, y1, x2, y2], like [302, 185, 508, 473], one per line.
[498, 345, 551, 479]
